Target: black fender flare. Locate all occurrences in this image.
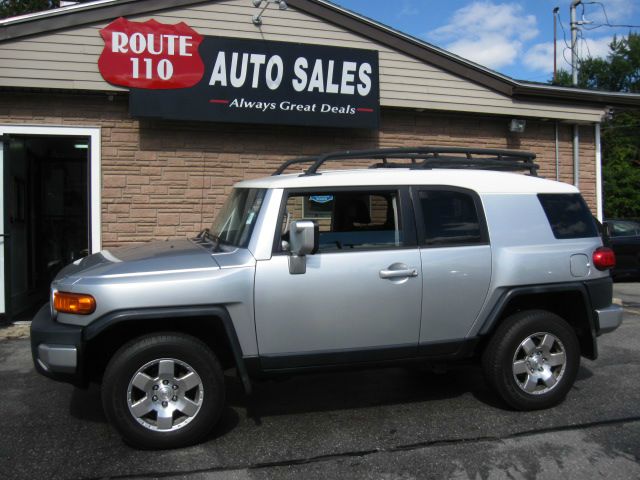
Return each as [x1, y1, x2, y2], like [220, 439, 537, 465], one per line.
[478, 282, 598, 360]
[83, 305, 252, 394]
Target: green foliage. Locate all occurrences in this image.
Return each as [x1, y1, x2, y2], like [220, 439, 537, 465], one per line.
[551, 69, 572, 87]
[0, 1, 59, 19]
[551, 34, 640, 219]
[601, 111, 640, 218]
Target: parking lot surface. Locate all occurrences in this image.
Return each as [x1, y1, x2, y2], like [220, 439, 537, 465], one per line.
[1, 285, 639, 479]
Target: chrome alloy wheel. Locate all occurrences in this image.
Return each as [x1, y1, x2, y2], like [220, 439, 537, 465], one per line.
[512, 332, 567, 395]
[126, 358, 204, 432]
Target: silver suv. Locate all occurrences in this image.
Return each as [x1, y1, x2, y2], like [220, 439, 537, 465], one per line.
[31, 147, 623, 449]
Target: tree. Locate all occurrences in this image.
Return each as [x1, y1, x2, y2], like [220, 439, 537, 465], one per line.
[553, 34, 640, 219]
[0, 1, 59, 19]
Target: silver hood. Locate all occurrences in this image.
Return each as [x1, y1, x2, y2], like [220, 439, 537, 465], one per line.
[55, 239, 221, 281]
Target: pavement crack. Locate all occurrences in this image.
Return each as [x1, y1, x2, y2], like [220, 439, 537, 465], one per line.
[81, 415, 640, 480]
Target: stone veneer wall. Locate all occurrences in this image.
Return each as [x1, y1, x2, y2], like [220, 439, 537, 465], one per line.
[0, 92, 597, 247]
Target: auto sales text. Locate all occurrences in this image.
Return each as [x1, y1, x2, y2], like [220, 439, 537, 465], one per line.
[209, 52, 372, 96]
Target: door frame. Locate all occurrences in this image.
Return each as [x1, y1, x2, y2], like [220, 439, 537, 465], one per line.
[0, 125, 101, 316]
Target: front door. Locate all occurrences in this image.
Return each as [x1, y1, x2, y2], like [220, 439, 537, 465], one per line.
[254, 188, 422, 368]
[2, 135, 90, 320]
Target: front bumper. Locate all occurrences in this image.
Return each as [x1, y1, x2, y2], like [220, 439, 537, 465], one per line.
[30, 303, 86, 386]
[595, 304, 624, 335]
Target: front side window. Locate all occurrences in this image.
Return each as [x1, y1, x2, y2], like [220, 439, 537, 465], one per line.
[281, 190, 403, 252]
[418, 189, 484, 246]
[210, 188, 265, 248]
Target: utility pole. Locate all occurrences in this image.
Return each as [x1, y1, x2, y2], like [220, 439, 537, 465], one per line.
[553, 7, 559, 82]
[569, 1, 582, 189]
[570, 0, 581, 86]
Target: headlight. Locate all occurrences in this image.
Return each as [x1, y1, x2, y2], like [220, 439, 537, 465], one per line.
[53, 291, 96, 315]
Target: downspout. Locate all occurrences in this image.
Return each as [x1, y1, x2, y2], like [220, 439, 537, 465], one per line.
[555, 121, 560, 181]
[595, 123, 603, 221]
[573, 124, 579, 188]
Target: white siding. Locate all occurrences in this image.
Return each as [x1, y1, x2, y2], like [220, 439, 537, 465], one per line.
[0, 0, 605, 122]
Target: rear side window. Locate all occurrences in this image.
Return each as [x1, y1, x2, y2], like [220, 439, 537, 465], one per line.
[418, 189, 485, 246]
[538, 193, 598, 239]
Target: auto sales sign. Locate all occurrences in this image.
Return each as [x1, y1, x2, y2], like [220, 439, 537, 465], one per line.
[98, 18, 380, 129]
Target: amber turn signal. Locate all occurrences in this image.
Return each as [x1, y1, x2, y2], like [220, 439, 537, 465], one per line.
[53, 291, 96, 315]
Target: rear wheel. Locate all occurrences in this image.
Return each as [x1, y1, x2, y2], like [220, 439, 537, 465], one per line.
[482, 310, 580, 410]
[102, 333, 224, 449]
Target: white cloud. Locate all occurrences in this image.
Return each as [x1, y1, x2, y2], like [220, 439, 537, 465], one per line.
[579, 36, 613, 59]
[397, 1, 419, 18]
[523, 42, 557, 73]
[447, 35, 521, 69]
[427, 1, 539, 70]
[523, 36, 614, 74]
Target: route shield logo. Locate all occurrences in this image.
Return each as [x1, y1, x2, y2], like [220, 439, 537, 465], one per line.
[98, 17, 204, 89]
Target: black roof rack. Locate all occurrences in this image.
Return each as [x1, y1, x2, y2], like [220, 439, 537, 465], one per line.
[273, 147, 539, 177]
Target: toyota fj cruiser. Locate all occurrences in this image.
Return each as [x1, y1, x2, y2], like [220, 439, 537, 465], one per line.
[31, 147, 623, 449]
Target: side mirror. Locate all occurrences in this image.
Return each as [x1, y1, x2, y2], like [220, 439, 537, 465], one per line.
[288, 220, 318, 274]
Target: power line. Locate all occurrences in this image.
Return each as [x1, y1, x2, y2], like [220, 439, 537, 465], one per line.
[584, 1, 611, 25]
[583, 22, 640, 30]
[556, 11, 575, 69]
[557, 11, 572, 50]
[581, 1, 640, 30]
[578, 29, 592, 59]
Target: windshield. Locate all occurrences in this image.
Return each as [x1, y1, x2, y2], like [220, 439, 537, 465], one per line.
[210, 188, 266, 248]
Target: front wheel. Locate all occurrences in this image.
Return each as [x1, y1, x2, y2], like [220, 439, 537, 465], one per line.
[102, 333, 225, 449]
[482, 310, 580, 410]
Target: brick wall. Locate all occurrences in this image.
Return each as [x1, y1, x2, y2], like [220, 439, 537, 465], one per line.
[0, 92, 598, 247]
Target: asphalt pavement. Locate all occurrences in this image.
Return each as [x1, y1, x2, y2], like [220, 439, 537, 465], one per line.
[0, 285, 639, 479]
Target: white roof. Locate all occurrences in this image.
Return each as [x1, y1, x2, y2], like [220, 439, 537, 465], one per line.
[235, 169, 578, 195]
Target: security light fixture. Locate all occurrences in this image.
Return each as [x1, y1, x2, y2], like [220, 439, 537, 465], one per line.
[252, 0, 288, 26]
[509, 119, 526, 133]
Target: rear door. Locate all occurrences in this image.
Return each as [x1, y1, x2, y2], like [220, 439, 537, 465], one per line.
[413, 187, 492, 346]
[254, 187, 422, 368]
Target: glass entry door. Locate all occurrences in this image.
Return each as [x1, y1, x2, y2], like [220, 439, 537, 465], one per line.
[2, 135, 90, 320]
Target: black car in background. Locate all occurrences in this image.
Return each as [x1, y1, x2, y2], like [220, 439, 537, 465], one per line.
[607, 219, 640, 281]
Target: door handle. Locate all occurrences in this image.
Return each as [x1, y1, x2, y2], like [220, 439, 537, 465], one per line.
[379, 268, 418, 279]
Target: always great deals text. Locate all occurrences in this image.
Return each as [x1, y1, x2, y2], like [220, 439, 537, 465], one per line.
[217, 98, 364, 115]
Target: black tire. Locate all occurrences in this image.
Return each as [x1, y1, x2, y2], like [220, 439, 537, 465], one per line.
[482, 310, 580, 410]
[102, 333, 225, 449]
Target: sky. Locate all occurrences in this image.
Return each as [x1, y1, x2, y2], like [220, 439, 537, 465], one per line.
[330, 0, 640, 83]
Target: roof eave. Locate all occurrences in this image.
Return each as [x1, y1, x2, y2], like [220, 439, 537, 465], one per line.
[513, 83, 640, 108]
[0, 0, 209, 41]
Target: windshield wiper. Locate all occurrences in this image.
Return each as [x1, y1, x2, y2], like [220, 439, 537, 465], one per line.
[196, 228, 222, 251]
[197, 228, 212, 240]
